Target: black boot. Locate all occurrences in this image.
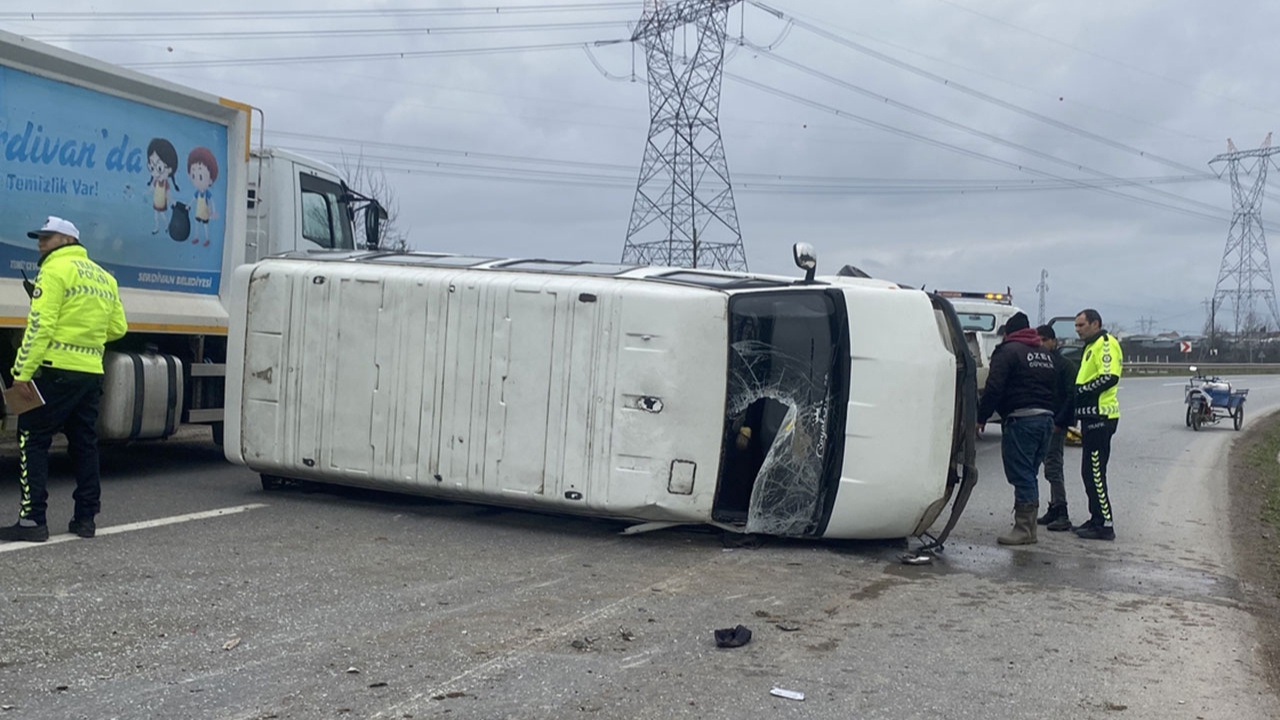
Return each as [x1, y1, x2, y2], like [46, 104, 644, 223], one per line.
[0, 522, 49, 543]
[69, 518, 96, 539]
[1037, 503, 1066, 526]
[1046, 505, 1073, 532]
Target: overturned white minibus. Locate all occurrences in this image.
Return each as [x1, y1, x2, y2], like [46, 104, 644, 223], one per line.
[224, 246, 977, 541]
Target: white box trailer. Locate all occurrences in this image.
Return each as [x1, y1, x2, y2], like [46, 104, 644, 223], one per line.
[226, 248, 978, 540]
[0, 30, 382, 442]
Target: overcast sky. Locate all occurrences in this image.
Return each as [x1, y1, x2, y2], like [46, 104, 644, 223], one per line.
[6, 0, 1280, 334]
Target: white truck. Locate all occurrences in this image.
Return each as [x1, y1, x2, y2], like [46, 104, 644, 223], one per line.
[224, 245, 980, 542]
[937, 290, 1027, 393]
[0, 30, 383, 443]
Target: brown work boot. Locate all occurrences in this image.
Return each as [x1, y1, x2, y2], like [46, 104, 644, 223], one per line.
[998, 503, 1038, 545]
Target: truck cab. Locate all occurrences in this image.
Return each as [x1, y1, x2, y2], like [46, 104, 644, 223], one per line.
[937, 290, 1025, 393]
[245, 148, 361, 263]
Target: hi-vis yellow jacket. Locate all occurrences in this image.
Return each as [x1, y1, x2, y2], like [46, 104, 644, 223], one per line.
[12, 244, 127, 381]
[1075, 331, 1122, 420]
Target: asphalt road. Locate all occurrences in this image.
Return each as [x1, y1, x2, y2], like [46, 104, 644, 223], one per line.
[0, 375, 1277, 719]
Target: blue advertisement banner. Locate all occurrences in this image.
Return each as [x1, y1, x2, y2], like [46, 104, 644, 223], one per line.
[0, 65, 229, 295]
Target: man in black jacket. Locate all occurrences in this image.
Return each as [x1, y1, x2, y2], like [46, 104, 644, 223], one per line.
[977, 312, 1058, 545]
[1036, 324, 1077, 531]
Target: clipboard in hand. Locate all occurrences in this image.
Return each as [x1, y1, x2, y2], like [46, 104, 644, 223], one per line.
[4, 381, 45, 416]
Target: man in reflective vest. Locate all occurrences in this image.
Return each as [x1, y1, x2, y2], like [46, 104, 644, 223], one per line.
[0, 217, 128, 543]
[1060, 308, 1121, 540]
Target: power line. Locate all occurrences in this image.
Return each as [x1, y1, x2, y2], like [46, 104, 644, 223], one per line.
[723, 72, 1246, 227]
[274, 132, 1202, 184]
[280, 139, 1205, 195]
[121, 41, 620, 70]
[0, 3, 637, 21]
[922, 0, 1280, 122]
[750, 2, 1222, 184]
[741, 2, 1215, 145]
[742, 50, 1276, 230]
[27, 20, 634, 43]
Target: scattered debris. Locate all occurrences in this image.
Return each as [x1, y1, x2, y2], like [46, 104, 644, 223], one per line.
[54, 686, 68, 693]
[771, 688, 805, 701]
[753, 610, 773, 618]
[1, 705, 15, 711]
[900, 550, 935, 565]
[1105, 702, 1128, 712]
[714, 625, 752, 649]
[618, 628, 636, 642]
[368, 682, 388, 689]
[345, 667, 361, 674]
[775, 623, 801, 632]
[431, 692, 467, 701]
[223, 637, 241, 651]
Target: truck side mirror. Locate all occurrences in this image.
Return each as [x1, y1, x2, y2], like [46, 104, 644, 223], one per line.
[364, 202, 387, 250]
[793, 242, 817, 283]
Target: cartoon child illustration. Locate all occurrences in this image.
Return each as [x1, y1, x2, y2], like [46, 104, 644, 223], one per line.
[187, 147, 219, 246]
[146, 138, 180, 234]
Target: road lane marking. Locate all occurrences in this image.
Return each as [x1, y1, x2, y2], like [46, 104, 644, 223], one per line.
[0, 504, 267, 554]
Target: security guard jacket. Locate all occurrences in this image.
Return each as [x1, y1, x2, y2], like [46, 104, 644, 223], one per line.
[12, 244, 127, 381]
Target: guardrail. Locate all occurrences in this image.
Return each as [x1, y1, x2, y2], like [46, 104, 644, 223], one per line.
[1126, 362, 1280, 376]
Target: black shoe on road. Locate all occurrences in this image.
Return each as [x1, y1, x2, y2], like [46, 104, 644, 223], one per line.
[1072, 517, 1100, 532]
[0, 522, 49, 542]
[1046, 515, 1074, 532]
[68, 519, 96, 539]
[1075, 524, 1115, 541]
[1037, 504, 1067, 526]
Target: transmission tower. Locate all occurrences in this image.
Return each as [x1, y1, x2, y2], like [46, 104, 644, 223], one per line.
[1035, 269, 1049, 326]
[1211, 134, 1280, 336]
[623, 0, 748, 271]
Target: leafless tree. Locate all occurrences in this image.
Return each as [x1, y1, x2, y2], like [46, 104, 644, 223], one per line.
[339, 151, 408, 251]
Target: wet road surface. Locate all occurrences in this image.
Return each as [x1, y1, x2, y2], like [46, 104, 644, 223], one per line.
[0, 375, 1276, 719]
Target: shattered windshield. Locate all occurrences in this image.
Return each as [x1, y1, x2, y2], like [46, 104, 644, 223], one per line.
[715, 291, 850, 537]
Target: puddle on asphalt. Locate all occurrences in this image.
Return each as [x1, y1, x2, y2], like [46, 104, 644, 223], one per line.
[882, 543, 1243, 607]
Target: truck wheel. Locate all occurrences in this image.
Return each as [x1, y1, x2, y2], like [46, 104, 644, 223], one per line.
[1185, 405, 1192, 427]
[1234, 403, 1244, 431]
[260, 474, 285, 491]
[1191, 405, 1202, 431]
[212, 422, 224, 447]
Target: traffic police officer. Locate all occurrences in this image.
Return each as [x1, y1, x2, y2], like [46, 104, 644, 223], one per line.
[0, 217, 127, 542]
[1061, 308, 1121, 540]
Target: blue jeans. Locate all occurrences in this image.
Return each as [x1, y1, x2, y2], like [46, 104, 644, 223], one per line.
[1001, 414, 1054, 505]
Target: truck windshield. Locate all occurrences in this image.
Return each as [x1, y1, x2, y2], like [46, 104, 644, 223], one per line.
[300, 173, 355, 250]
[714, 291, 850, 537]
[959, 313, 996, 332]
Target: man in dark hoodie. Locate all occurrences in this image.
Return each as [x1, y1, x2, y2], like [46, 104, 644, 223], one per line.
[977, 311, 1058, 545]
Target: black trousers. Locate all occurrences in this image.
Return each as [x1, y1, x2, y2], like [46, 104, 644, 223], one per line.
[16, 368, 104, 526]
[1080, 418, 1119, 526]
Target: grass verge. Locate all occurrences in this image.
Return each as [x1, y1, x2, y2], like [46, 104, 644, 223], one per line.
[1229, 409, 1280, 689]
